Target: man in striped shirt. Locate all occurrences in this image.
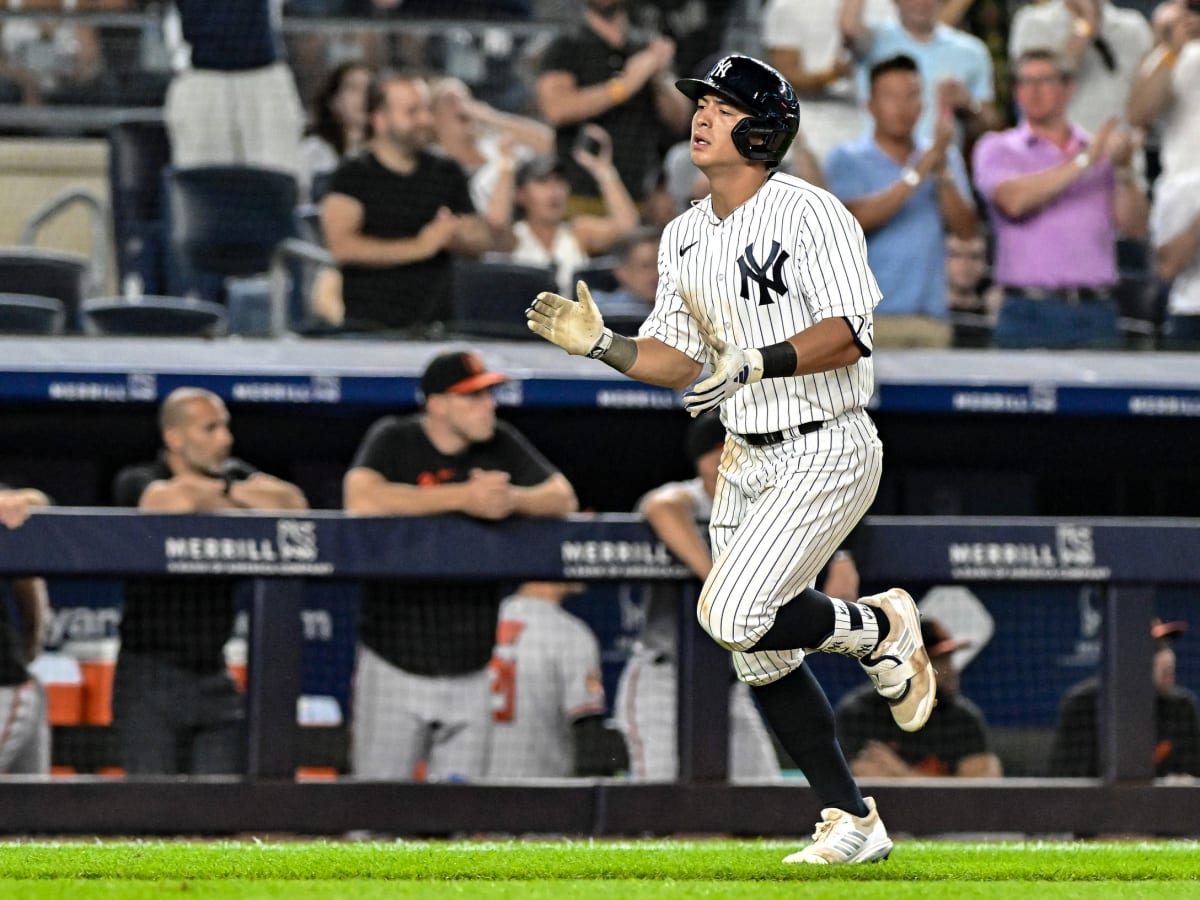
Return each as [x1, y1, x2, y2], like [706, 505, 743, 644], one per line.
[528, 53, 935, 865]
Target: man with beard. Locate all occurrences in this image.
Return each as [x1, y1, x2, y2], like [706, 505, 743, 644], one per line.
[112, 388, 307, 774]
[321, 72, 494, 335]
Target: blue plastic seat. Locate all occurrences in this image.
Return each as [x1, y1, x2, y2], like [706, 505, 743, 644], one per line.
[81, 295, 228, 338]
[107, 119, 172, 295]
[451, 259, 557, 340]
[0, 293, 66, 335]
[0, 247, 90, 332]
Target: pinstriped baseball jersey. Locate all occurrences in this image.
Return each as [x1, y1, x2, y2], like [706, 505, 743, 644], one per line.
[639, 172, 881, 436]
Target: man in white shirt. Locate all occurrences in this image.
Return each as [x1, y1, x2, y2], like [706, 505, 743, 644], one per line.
[1010, 0, 1152, 133]
[1127, 0, 1200, 181]
[762, 0, 895, 160]
[1151, 169, 1200, 347]
[841, 0, 999, 144]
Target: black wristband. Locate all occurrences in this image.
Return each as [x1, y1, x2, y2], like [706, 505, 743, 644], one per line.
[758, 340, 798, 379]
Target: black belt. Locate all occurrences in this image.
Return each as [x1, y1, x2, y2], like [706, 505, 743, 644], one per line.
[1007, 286, 1113, 304]
[737, 421, 824, 446]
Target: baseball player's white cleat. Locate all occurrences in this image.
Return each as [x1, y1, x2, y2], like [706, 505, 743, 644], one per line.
[782, 796, 893, 864]
[858, 588, 936, 732]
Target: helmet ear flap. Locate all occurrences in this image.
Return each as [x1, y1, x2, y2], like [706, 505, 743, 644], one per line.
[731, 116, 790, 166]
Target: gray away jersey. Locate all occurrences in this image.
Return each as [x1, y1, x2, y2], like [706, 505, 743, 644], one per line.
[487, 595, 606, 778]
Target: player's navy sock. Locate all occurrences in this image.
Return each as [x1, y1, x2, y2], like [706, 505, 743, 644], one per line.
[748, 588, 891, 655]
[752, 664, 868, 817]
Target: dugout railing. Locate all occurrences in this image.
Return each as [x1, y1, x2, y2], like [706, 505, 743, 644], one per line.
[0, 510, 1197, 837]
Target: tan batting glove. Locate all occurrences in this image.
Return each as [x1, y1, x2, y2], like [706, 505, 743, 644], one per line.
[526, 280, 609, 357]
[682, 319, 763, 417]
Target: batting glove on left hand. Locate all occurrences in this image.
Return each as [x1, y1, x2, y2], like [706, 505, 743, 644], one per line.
[682, 323, 764, 417]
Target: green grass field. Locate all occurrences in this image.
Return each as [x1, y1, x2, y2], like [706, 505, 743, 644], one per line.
[1, 839, 1198, 898]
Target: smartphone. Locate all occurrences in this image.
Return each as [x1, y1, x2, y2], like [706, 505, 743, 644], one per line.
[573, 130, 604, 157]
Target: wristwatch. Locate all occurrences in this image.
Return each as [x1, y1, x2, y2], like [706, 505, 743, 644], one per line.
[901, 167, 922, 188]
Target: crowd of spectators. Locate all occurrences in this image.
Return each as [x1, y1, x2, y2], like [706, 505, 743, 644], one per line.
[0, 1, 1196, 349]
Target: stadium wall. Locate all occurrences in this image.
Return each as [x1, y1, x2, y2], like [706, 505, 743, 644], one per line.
[0, 511, 1196, 838]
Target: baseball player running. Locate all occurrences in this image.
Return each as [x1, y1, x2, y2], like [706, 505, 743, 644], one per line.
[527, 53, 935, 865]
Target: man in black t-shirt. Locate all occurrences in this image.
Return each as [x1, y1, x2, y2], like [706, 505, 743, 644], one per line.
[344, 350, 578, 780]
[1050, 617, 1200, 778]
[112, 387, 307, 775]
[321, 72, 494, 334]
[536, 0, 691, 208]
[836, 618, 1003, 778]
[0, 485, 51, 775]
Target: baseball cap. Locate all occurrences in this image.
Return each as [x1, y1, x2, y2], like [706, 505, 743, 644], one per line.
[921, 618, 972, 658]
[1152, 617, 1188, 641]
[685, 414, 726, 463]
[516, 154, 567, 187]
[419, 351, 509, 397]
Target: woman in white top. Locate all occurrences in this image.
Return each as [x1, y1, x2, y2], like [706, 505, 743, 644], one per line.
[430, 76, 554, 213]
[491, 125, 640, 296]
[299, 61, 371, 202]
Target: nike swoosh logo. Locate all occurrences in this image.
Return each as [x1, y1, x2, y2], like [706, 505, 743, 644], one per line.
[679, 241, 699, 257]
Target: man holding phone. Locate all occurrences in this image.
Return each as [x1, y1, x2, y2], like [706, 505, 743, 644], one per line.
[1127, 0, 1200, 182]
[535, 0, 692, 213]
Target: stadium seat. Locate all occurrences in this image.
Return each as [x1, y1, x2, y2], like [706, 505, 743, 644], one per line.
[1116, 237, 1151, 279]
[606, 314, 646, 337]
[296, 203, 324, 246]
[0, 293, 66, 335]
[949, 309, 993, 348]
[1116, 274, 1166, 350]
[164, 165, 300, 302]
[451, 259, 557, 340]
[81, 295, 228, 338]
[107, 119, 172, 296]
[572, 256, 619, 293]
[0, 247, 90, 332]
[309, 171, 334, 204]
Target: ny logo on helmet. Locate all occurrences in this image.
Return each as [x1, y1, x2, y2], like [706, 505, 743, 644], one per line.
[737, 240, 789, 305]
[713, 57, 734, 78]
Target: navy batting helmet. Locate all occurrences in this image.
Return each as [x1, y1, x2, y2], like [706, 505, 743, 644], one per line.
[675, 54, 800, 167]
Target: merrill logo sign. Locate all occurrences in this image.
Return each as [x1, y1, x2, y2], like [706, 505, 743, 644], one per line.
[164, 519, 332, 575]
[561, 540, 691, 578]
[948, 524, 1110, 581]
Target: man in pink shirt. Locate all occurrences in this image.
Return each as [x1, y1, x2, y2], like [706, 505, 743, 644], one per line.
[972, 48, 1148, 349]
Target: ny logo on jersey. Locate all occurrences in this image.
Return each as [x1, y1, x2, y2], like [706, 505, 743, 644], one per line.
[736, 240, 790, 305]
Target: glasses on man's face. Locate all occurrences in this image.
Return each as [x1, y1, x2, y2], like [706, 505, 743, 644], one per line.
[1015, 73, 1066, 88]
